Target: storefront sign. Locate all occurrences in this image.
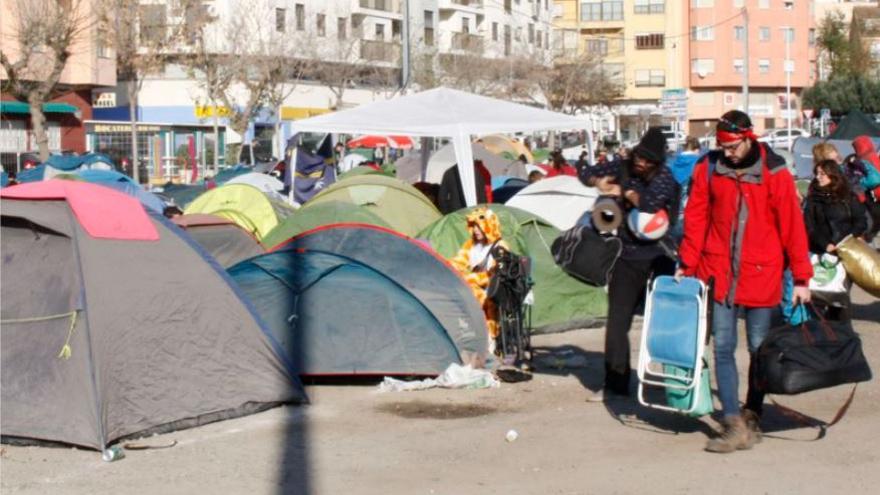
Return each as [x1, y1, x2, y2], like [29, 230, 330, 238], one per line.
[92, 92, 117, 108]
[194, 106, 232, 118]
[93, 124, 161, 133]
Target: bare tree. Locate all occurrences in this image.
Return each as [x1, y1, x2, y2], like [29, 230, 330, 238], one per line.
[99, 0, 196, 183]
[309, 37, 366, 110]
[1, 0, 93, 161]
[529, 51, 622, 115]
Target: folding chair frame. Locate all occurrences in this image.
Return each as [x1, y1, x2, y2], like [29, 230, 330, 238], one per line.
[636, 276, 709, 414]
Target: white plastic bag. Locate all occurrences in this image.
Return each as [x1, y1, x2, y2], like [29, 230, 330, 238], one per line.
[809, 253, 848, 294]
[377, 363, 500, 392]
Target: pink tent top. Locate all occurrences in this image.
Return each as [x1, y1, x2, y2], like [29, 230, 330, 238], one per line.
[1, 180, 159, 241]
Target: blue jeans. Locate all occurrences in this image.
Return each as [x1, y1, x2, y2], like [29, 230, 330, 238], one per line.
[712, 303, 773, 418]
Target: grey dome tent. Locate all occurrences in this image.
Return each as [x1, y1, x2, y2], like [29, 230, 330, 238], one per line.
[228, 224, 489, 376]
[173, 213, 266, 268]
[0, 180, 304, 452]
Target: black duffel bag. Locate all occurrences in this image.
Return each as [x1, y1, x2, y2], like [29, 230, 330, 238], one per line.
[551, 225, 623, 287]
[756, 313, 872, 395]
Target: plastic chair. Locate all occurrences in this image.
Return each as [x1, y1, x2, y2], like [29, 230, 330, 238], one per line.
[637, 275, 710, 414]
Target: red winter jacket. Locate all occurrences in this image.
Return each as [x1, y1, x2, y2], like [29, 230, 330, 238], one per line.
[679, 143, 812, 307]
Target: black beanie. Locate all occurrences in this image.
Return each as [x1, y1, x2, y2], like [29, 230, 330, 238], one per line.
[632, 127, 668, 164]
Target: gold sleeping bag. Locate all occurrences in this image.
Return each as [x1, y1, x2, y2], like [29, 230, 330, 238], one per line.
[837, 235, 880, 298]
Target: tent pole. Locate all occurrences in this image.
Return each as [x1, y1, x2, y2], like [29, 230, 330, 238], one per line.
[420, 136, 430, 182]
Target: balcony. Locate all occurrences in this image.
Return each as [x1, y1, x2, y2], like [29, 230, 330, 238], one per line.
[354, 0, 403, 19]
[360, 39, 401, 63]
[439, 0, 484, 14]
[451, 32, 484, 54]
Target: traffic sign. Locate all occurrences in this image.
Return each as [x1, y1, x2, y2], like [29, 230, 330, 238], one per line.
[820, 108, 831, 120]
[803, 109, 814, 119]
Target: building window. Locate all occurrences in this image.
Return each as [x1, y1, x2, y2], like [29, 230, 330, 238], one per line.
[759, 27, 770, 41]
[691, 0, 713, 7]
[338, 17, 347, 40]
[505, 0, 512, 14]
[317, 14, 325, 37]
[537, 29, 543, 48]
[601, 1, 623, 21]
[808, 28, 816, 46]
[635, 33, 664, 49]
[528, 23, 534, 43]
[635, 69, 665, 87]
[691, 26, 714, 41]
[516, 27, 522, 42]
[581, 1, 622, 21]
[691, 58, 715, 74]
[586, 38, 608, 55]
[545, 31, 549, 50]
[733, 58, 744, 73]
[602, 63, 624, 85]
[734, 25, 744, 41]
[504, 24, 511, 55]
[492, 22, 498, 41]
[581, 2, 601, 21]
[634, 0, 664, 14]
[424, 11, 434, 46]
[782, 27, 794, 43]
[759, 0, 769, 9]
[759, 59, 770, 73]
[461, 17, 469, 34]
[97, 28, 111, 58]
[275, 8, 286, 33]
[375, 23, 385, 40]
[295, 4, 305, 31]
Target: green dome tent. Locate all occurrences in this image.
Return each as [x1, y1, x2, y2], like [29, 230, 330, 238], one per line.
[417, 205, 607, 333]
[337, 165, 394, 181]
[261, 200, 392, 249]
[184, 183, 295, 241]
[307, 174, 440, 237]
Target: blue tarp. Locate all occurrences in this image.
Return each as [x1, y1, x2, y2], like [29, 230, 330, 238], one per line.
[228, 224, 488, 376]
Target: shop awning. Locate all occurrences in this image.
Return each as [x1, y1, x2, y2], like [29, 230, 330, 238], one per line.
[1, 101, 79, 114]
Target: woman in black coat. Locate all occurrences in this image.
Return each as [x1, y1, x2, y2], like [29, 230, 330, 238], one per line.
[803, 159, 868, 319]
[804, 160, 868, 254]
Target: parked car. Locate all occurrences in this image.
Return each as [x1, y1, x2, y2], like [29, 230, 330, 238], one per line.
[661, 130, 687, 151]
[758, 128, 808, 150]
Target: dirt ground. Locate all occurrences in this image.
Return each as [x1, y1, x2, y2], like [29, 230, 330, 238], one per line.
[2, 288, 878, 495]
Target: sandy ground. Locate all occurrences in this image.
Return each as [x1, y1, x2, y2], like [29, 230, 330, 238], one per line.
[2, 288, 878, 495]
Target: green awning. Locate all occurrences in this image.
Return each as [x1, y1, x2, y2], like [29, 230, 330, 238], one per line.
[1, 101, 79, 114]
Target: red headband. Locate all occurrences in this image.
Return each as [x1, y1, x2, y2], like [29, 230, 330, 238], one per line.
[717, 128, 758, 144]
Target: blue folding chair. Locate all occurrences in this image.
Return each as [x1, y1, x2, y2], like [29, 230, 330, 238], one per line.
[637, 275, 711, 414]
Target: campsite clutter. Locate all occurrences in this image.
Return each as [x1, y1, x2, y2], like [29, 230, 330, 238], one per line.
[3, 87, 877, 467]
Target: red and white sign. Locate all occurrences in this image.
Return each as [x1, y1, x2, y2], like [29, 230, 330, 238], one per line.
[803, 109, 814, 119]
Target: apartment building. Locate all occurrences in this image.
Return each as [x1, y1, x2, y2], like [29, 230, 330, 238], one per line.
[685, 0, 817, 136]
[87, 0, 553, 178]
[0, 1, 116, 168]
[553, 0, 686, 142]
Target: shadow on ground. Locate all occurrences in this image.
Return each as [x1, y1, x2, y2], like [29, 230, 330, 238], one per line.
[529, 344, 715, 438]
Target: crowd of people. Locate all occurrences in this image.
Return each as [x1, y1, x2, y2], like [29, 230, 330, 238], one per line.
[572, 109, 879, 454]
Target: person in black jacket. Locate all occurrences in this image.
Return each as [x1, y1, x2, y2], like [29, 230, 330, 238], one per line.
[579, 127, 680, 401]
[804, 159, 867, 319]
[438, 162, 489, 214]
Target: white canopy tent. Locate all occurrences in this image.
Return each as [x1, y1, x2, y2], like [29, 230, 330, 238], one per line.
[289, 87, 594, 205]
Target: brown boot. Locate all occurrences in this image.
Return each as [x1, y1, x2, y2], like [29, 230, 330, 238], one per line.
[705, 416, 756, 453]
[742, 409, 763, 444]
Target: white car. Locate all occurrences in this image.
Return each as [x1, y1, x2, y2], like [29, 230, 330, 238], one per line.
[758, 128, 808, 150]
[661, 130, 687, 151]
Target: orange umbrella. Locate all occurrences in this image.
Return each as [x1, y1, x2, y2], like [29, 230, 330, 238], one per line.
[346, 135, 414, 149]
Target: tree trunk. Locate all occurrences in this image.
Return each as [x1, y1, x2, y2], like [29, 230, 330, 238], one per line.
[127, 79, 141, 184]
[212, 109, 220, 175]
[28, 96, 50, 162]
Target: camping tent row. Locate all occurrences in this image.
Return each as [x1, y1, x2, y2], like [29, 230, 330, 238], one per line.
[289, 87, 594, 206]
[0, 180, 305, 453]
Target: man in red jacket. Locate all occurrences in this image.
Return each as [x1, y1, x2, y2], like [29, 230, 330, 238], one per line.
[676, 111, 812, 453]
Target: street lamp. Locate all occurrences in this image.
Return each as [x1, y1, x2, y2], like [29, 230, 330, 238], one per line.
[784, 1, 794, 151]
